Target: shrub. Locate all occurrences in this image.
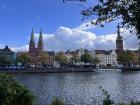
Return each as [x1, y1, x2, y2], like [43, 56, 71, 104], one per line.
[0, 73, 35, 105]
[52, 97, 65, 105]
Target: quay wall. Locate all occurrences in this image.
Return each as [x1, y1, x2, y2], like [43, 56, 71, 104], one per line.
[0, 68, 96, 73]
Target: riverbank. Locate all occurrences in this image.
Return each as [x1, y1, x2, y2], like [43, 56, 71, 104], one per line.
[0, 68, 96, 73]
[1, 67, 140, 73]
[122, 67, 140, 71]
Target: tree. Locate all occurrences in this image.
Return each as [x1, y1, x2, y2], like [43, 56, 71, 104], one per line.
[70, 54, 80, 64]
[80, 0, 140, 36]
[55, 52, 68, 65]
[117, 51, 136, 66]
[80, 53, 92, 64]
[0, 73, 34, 105]
[38, 52, 50, 65]
[92, 56, 100, 65]
[65, 0, 140, 36]
[52, 97, 65, 105]
[16, 53, 31, 66]
[0, 55, 11, 65]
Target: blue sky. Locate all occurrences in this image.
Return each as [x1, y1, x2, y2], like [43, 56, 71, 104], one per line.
[0, 0, 129, 51]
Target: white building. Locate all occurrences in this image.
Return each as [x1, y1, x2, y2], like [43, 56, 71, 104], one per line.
[95, 50, 117, 67]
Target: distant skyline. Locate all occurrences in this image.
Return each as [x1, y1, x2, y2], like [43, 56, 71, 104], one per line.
[0, 0, 138, 52]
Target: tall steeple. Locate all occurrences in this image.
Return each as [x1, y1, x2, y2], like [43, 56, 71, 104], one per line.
[117, 24, 122, 40]
[116, 24, 123, 52]
[38, 29, 44, 52]
[29, 29, 35, 52]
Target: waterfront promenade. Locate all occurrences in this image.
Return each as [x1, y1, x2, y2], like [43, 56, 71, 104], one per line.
[0, 66, 140, 73]
[0, 67, 96, 73]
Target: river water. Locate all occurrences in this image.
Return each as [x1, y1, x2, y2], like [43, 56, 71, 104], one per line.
[16, 71, 140, 105]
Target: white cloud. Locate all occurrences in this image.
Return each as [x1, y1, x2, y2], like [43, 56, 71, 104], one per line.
[0, 23, 139, 52]
[34, 27, 96, 51]
[33, 26, 139, 51]
[93, 34, 117, 50]
[11, 45, 29, 52]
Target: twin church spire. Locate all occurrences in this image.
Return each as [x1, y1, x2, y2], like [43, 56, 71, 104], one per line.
[29, 29, 44, 52]
[29, 29, 35, 46]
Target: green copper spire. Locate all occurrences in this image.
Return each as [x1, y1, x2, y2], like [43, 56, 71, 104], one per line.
[38, 29, 44, 50]
[29, 29, 35, 45]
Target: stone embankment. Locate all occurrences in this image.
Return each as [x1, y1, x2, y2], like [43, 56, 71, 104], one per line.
[0, 67, 96, 73]
[122, 67, 140, 71]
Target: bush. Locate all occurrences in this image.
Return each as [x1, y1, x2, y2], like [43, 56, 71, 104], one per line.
[52, 97, 66, 105]
[0, 73, 35, 105]
[100, 88, 114, 105]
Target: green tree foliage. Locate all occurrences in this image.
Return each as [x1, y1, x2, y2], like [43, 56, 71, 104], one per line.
[52, 97, 65, 105]
[16, 53, 31, 66]
[81, 0, 140, 36]
[0, 55, 11, 65]
[64, 0, 140, 36]
[38, 52, 50, 65]
[0, 73, 34, 105]
[70, 54, 80, 64]
[99, 87, 114, 105]
[92, 56, 100, 64]
[55, 52, 68, 65]
[80, 53, 92, 64]
[117, 51, 136, 65]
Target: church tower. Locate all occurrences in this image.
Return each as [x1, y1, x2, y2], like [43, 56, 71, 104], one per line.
[29, 29, 36, 53]
[116, 24, 123, 53]
[37, 29, 44, 52]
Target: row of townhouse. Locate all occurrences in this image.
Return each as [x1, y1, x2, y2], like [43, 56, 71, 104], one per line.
[65, 48, 118, 67]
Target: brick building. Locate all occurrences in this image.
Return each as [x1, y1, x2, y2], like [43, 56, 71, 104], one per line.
[28, 29, 54, 66]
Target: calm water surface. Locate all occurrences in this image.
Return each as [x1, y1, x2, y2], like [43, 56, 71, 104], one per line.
[16, 71, 140, 105]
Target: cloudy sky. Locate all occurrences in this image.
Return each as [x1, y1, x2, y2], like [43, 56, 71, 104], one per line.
[0, 0, 139, 52]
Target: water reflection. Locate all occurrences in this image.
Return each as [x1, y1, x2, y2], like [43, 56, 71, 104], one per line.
[16, 71, 140, 105]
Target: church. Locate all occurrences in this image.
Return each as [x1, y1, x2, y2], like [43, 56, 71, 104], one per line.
[116, 24, 123, 54]
[92, 24, 140, 67]
[116, 24, 140, 65]
[28, 29, 54, 66]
